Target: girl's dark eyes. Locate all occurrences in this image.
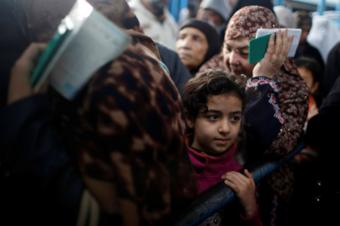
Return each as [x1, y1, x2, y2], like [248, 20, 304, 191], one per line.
[230, 115, 241, 123]
[205, 115, 241, 123]
[206, 114, 219, 121]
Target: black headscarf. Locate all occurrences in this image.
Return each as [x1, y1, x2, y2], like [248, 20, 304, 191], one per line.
[179, 19, 221, 72]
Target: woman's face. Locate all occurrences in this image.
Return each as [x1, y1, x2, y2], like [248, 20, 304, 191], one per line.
[176, 27, 209, 70]
[196, 8, 225, 28]
[223, 36, 254, 77]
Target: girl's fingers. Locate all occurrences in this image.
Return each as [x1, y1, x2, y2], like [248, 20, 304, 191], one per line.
[244, 169, 252, 178]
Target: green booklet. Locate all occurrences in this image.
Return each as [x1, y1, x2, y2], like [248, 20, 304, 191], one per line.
[248, 33, 271, 64]
[30, 0, 131, 100]
[30, 22, 72, 88]
[248, 28, 302, 64]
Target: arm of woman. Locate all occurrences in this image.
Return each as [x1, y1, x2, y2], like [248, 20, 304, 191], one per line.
[8, 43, 46, 105]
[248, 30, 309, 159]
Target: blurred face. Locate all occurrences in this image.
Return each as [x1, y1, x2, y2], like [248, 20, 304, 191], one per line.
[223, 37, 254, 77]
[300, 30, 309, 43]
[297, 67, 319, 94]
[228, 0, 238, 8]
[142, 0, 166, 17]
[196, 8, 225, 27]
[191, 94, 242, 156]
[176, 27, 209, 70]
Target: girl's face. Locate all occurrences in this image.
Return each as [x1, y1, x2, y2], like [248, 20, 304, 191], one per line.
[297, 66, 319, 94]
[190, 93, 243, 156]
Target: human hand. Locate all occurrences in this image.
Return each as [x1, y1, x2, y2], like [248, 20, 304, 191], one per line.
[221, 169, 257, 218]
[294, 145, 319, 164]
[252, 30, 293, 78]
[8, 43, 47, 105]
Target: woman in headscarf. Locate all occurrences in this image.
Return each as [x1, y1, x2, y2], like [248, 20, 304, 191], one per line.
[3, 39, 195, 226]
[1, 0, 196, 225]
[48, 40, 195, 226]
[176, 19, 220, 75]
[198, 6, 309, 226]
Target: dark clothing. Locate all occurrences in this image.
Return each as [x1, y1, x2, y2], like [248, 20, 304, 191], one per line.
[295, 41, 324, 69]
[0, 0, 30, 107]
[323, 42, 340, 98]
[0, 95, 83, 226]
[303, 76, 340, 225]
[307, 76, 340, 147]
[157, 43, 192, 94]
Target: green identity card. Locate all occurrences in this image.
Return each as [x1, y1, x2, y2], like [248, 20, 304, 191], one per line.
[248, 33, 271, 64]
[30, 25, 71, 88]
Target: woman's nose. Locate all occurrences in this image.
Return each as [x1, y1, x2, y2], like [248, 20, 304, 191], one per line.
[229, 51, 240, 65]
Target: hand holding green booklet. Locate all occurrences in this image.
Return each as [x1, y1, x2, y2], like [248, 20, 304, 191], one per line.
[248, 28, 302, 64]
[248, 33, 272, 64]
[30, 0, 131, 100]
[30, 22, 72, 88]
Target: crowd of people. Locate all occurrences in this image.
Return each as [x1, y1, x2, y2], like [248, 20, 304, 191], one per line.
[1, 0, 339, 226]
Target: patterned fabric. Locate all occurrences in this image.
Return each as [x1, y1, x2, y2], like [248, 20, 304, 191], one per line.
[198, 54, 249, 88]
[49, 43, 196, 225]
[246, 77, 283, 124]
[198, 6, 309, 200]
[225, 6, 278, 41]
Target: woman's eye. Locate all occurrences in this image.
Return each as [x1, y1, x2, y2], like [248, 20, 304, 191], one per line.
[178, 34, 186, 40]
[239, 50, 248, 57]
[224, 45, 231, 52]
[192, 36, 199, 42]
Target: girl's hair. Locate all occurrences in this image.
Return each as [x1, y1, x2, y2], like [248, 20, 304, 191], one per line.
[295, 56, 322, 84]
[183, 69, 246, 121]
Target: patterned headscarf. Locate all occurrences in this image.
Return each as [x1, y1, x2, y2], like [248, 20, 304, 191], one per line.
[49, 43, 196, 225]
[225, 5, 279, 41]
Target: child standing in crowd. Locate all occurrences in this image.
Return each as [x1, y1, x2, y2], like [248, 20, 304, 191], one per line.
[183, 70, 262, 226]
[295, 57, 323, 121]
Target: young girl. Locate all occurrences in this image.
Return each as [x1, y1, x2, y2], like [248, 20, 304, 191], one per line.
[183, 70, 262, 226]
[295, 56, 323, 121]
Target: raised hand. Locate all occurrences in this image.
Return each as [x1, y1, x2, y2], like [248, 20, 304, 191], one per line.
[8, 43, 46, 104]
[252, 30, 293, 78]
